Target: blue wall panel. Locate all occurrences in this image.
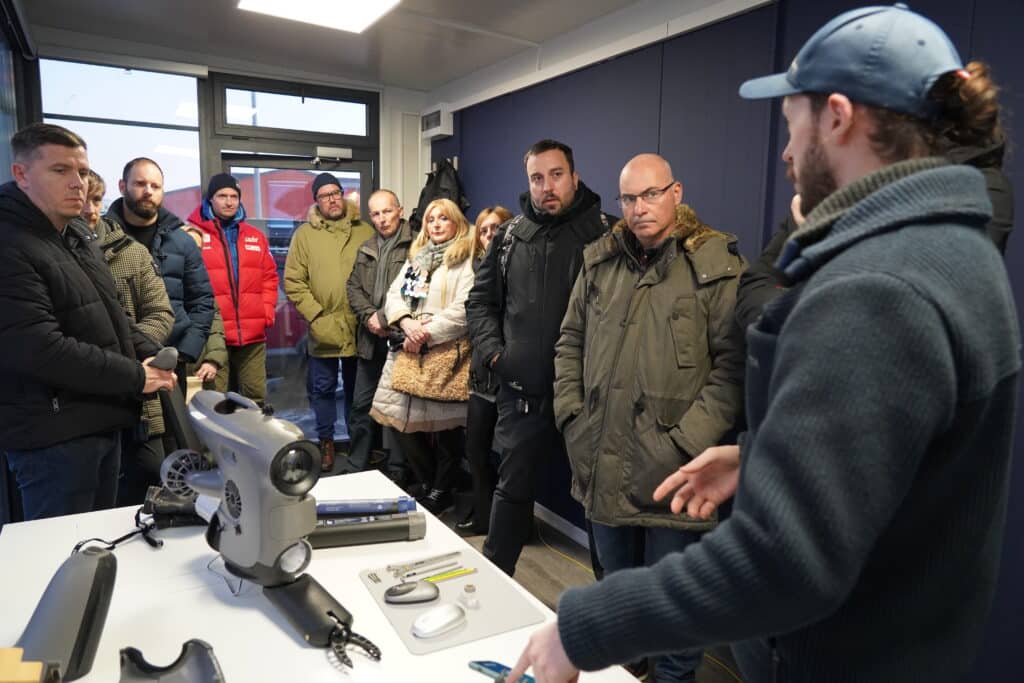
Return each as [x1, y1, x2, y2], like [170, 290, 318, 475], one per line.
[658, 4, 777, 259]
[456, 44, 662, 219]
[966, 0, 1024, 677]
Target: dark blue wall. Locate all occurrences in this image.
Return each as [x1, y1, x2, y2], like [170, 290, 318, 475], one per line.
[435, 2, 1023, 676]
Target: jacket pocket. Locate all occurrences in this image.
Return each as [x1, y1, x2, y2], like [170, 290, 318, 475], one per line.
[309, 313, 344, 349]
[668, 294, 698, 368]
[562, 411, 595, 502]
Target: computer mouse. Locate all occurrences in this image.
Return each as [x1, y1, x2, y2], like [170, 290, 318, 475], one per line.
[411, 602, 466, 639]
[384, 580, 439, 605]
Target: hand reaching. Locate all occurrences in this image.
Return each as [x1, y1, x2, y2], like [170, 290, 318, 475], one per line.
[652, 445, 741, 519]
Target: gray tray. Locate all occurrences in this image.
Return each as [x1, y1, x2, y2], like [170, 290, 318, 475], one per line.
[359, 558, 545, 655]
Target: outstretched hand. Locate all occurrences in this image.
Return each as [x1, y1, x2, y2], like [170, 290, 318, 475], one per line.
[653, 445, 741, 519]
[508, 622, 580, 683]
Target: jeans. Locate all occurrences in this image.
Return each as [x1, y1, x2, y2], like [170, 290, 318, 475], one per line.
[307, 354, 357, 441]
[591, 521, 705, 683]
[5, 431, 121, 521]
[345, 345, 387, 472]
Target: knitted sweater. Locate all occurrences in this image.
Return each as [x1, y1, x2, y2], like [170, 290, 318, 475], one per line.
[557, 161, 1020, 682]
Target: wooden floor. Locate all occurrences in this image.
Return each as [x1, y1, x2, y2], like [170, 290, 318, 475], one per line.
[435, 508, 597, 610]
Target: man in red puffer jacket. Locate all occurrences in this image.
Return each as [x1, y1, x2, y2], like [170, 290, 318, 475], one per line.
[187, 173, 278, 404]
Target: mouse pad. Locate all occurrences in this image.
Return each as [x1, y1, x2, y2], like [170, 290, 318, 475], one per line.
[359, 557, 545, 655]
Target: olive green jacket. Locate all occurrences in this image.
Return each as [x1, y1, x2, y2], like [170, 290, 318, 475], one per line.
[553, 204, 746, 530]
[284, 201, 374, 357]
[346, 220, 415, 360]
[96, 217, 174, 437]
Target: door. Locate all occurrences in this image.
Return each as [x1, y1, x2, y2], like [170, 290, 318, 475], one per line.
[221, 154, 373, 439]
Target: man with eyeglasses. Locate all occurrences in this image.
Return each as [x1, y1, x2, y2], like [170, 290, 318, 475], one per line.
[551, 153, 745, 682]
[284, 173, 373, 472]
[466, 139, 614, 576]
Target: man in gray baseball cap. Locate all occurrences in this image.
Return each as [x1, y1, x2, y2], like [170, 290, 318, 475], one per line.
[508, 5, 1020, 683]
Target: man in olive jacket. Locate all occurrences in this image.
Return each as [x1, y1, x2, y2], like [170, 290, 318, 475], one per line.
[345, 189, 414, 476]
[284, 173, 373, 471]
[554, 153, 745, 682]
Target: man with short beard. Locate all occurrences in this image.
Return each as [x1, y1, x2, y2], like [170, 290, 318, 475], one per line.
[466, 139, 614, 576]
[509, 6, 1020, 683]
[106, 157, 215, 391]
[284, 173, 373, 471]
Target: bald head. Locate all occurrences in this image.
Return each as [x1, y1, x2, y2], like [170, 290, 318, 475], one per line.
[619, 154, 673, 186]
[368, 189, 403, 238]
[618, 154, 682, 249]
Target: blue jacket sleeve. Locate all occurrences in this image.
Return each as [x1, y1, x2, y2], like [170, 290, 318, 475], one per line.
[176, 234, 215, 361]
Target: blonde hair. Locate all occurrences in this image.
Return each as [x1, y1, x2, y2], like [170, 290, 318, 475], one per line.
[410, 198, 475, 267]
[473, 205, 513, 257]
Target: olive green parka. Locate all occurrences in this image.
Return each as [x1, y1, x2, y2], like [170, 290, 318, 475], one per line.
[553, 204, 746, 530]
[96, 217, 174, 437]
[284, 201, 374, 357]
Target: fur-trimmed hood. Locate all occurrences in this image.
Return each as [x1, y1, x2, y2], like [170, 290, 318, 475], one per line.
[586, 203, 737, 270]
[612, 203, 722, 252]
[307, 200, 364, 231]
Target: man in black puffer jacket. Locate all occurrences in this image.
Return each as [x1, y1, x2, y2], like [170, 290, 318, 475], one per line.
[466, 139, 613, 575]
[106, 157, 215, 392]
[0, 124, 177, 521]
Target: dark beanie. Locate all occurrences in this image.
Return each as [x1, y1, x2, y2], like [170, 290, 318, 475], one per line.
[206, 173, 241, 200]
[312, 172, 342, 200]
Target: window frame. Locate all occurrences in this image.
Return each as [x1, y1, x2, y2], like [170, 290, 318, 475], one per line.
[211, 72, 379, 147]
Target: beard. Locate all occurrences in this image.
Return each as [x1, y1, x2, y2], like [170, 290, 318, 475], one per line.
[124, 193, 159, 220]
[796, 133, 838, 217]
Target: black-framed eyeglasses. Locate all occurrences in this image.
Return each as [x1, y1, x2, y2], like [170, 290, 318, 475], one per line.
[617, 181, 677, 207]
[316, 189, 343, 201]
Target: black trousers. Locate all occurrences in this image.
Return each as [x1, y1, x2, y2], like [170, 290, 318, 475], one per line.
[346, 344, 388, 472]
[483, 388, 562, 575]
[465, 392, 498, 529]
[392, 428, 461, 493]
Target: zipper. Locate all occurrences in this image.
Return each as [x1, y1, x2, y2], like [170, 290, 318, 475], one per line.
[52, 396, 60, 414]
[216, 222, 244, 345]
[771, 637, 781, 683]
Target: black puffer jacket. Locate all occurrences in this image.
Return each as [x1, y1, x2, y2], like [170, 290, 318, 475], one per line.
[0, 182, 145, 449]
[106, 199, 215, 362]
[466, 182, 612, 397]
[947, 142, 1014, 253]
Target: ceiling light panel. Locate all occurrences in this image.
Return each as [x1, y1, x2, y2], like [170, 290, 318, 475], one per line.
[238, 0, 400, 34]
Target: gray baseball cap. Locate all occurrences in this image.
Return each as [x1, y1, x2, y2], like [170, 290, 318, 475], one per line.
[739, 4, 963, 118]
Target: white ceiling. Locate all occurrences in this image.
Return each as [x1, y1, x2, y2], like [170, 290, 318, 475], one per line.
[21, 0, 641, 91]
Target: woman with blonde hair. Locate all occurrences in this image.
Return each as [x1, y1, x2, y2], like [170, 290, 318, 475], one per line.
[457, 205, 513, 535]
[370, 198, 476, 512]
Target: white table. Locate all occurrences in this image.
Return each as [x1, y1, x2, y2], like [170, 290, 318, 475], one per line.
[0, 471, 633, 682]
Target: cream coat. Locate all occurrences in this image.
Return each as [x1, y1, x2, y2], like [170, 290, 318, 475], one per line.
[370, 255, 474, 432]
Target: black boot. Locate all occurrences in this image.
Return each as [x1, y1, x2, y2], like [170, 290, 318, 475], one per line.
[419, 488, 453, 515]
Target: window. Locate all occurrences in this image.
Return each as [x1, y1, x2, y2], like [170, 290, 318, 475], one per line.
[225, 89, 366, 137]
[40, 59, 201, 215]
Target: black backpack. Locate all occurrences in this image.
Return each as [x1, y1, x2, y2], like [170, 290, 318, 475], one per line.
[408, 158, 470, 233]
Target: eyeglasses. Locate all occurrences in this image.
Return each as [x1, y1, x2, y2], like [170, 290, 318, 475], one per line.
[617, 181, 677, 207]
[316, 190, 343, 201]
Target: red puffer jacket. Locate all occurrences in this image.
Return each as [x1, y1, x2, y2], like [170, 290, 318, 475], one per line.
[188, 205, 278, 346]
